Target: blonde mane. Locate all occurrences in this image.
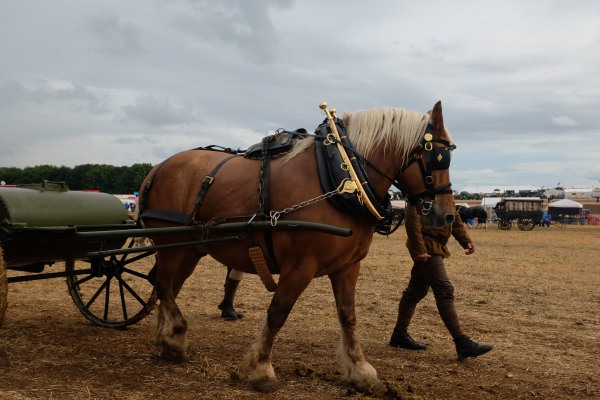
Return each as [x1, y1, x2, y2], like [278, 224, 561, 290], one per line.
[281, 107, 432, 169]
[346, 107, 431, 169]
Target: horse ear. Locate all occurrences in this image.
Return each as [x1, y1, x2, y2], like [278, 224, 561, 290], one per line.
[430, 101, 444, 135]
[343, 112, 352, 126]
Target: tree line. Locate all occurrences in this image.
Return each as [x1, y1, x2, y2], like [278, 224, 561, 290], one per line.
[0, 163, 154, 194]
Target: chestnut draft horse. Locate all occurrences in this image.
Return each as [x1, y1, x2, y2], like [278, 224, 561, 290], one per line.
[138, 101, 456, 393]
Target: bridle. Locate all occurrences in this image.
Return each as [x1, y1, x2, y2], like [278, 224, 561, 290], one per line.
[362, 123, 456, 215]
[397, 124, 455, 214]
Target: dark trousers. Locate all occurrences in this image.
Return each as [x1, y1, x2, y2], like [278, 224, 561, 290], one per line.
[394, 255, 464, 338]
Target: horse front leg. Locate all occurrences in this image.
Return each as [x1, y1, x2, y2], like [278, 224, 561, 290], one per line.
[241, 266, 314, 393]
[329, 263, 382, 392]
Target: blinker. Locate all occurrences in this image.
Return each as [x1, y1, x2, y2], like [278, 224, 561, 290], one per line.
[430, 146, 454, 170]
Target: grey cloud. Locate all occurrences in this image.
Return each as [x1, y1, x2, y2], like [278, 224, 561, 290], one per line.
[551, 116, 578, 127]
[32, 82, 109, 113]
[174, 0, 292, 63]
[111, 134, 160, 145]
[123, 95, 196, 126]
[0, 81, 27, 108]
[85, 12, 142, 56]
[0, 80, 108, 114]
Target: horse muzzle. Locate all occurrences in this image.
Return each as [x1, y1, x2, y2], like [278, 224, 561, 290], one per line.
[419, 202, 455, 227]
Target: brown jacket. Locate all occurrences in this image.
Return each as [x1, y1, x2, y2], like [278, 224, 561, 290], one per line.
[405, 203, 472, 259]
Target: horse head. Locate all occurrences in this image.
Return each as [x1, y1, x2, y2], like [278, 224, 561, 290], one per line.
[344, 101, 456, 227]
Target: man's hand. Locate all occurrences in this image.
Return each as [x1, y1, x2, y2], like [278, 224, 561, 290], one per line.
[413, 253, 431, 262]
[465, 242, 476, 255]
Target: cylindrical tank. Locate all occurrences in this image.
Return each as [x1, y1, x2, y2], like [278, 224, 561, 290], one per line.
[0, 182, 132, 267]
[0, 181, 129, 228]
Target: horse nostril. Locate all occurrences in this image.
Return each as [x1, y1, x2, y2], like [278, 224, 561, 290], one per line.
[445, 214, 455, 223]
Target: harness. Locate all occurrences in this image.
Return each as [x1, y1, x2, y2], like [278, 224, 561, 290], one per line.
[314, 103, 456, 229]
[137, 130, 303, 225]
[137, 105, 456, 290]
[313, 109, 393, 234]
[139, 109, 455, 233]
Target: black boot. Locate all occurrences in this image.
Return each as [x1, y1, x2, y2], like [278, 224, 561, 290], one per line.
[218, 277, 243, 320]
[389, 329, 427, 350]
[454, 335, 493, 360]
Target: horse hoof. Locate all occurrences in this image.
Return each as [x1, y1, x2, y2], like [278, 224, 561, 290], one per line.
[160, 347, 188, 363]
[221, 310, 244, 320]
[218, 301, 244, 320]
[251, 377, 282, 393]
[354, 381, 386, 397]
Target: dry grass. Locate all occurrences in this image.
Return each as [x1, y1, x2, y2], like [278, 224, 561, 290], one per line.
[0, 223, 598, 399]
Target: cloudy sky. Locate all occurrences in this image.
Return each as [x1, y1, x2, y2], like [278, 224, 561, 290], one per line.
[0, 0, 598, 190]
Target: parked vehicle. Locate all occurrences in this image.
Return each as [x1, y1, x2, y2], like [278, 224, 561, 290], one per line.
[494, 198, 544, 231]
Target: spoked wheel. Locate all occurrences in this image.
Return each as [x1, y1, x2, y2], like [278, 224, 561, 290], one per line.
[498, 219, 512, 230]
[66, 239, 157, 328]
[0, 248, 7, 329]
[517, 218, 536, 231]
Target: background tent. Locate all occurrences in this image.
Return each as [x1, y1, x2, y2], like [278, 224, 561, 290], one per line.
[548, 199, 583, 220]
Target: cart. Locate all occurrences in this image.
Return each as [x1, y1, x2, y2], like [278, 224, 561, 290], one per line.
[494, 198, 544, 231]
[0, 181, 351, 329]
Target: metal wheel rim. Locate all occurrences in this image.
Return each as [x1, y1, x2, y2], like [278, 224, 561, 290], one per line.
[517, 218, 535, 231]
[66, 239, 157, 329]
[498, 220, 512, 230]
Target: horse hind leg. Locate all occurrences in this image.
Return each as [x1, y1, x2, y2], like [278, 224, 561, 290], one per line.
[153, 248, 203, 363]
[329, 264, 382, 394]
[155, 293, 188, 362]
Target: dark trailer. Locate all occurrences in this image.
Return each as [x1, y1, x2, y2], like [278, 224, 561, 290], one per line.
[494, 197, 544, 231]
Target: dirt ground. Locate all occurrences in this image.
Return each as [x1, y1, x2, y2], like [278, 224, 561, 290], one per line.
[0, 220, 598, 399]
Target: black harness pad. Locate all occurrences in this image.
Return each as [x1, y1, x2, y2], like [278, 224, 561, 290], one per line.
[313, 119, 392, 227]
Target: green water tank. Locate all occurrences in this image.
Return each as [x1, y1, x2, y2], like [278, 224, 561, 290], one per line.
[0, 181, 132, 267]
[0, 181, 129, 228]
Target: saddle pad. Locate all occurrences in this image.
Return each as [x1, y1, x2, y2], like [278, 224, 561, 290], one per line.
[244, 129, 307, 159]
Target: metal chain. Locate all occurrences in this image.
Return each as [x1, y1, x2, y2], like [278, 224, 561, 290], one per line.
[269, 189, 338, 226]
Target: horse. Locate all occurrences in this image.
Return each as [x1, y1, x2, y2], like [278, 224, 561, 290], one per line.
[456, 205, 488, 229]
[138, 101, 457, 393]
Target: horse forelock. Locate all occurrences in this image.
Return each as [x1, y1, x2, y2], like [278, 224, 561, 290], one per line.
[344, 107, 430, 169]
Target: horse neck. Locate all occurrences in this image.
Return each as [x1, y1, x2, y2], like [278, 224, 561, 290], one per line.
[348, 108, 427, 199]
[363, 147, 401, 198]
